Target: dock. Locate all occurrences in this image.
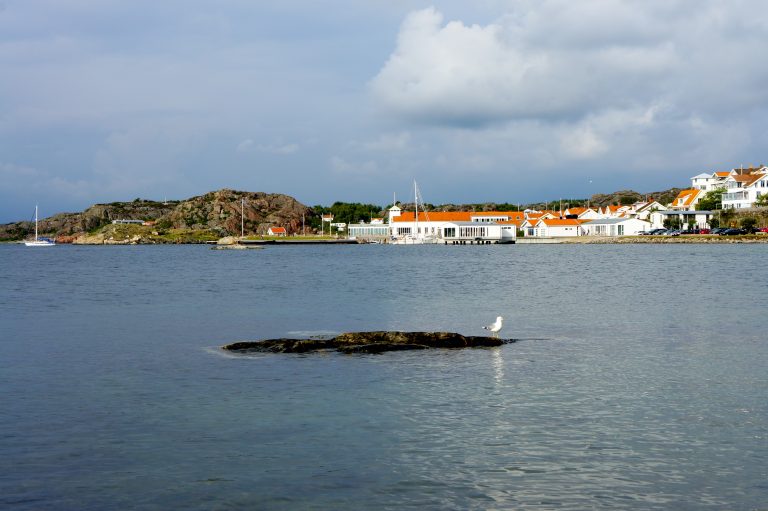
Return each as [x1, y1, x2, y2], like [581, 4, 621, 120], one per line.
[240, 239, 358, 245]
[206, 238, 359, 246]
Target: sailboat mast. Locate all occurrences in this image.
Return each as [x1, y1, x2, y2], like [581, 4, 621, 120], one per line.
[414, 180, 418, 236]
[241, 198, 244, 238]
[34, 204, 39, 241]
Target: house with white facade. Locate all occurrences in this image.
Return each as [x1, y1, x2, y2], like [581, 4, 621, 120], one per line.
[597, 205, 632, 218]
[581, 218, 651, 236]
[649, 211, 713, 230]
[670, 189, 703, 211]
[563, 207, 601, 220]
[525, 218, 584, 237]
[690, 172, 729, 192]
[721, 167, 768, 209]
[626, 200, 667, 220]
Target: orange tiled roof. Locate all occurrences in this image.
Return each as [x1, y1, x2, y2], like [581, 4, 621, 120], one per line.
[741, 172, 767, 187]
[395, 210, 527, 223]
[714, 171, 730, 177]
[269, 227, 287, 233]
[673, 189, 701, 207]
[393, 211, 472, 222]
[730, 173, 761, 184]
[536, 218, 584, 227]
[472, 211, 525, 221]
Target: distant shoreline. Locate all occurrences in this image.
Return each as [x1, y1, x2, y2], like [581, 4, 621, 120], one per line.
[5, 235, 768, 245]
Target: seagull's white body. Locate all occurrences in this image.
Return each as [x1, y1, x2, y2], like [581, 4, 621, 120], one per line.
[483, 316, 504, 338]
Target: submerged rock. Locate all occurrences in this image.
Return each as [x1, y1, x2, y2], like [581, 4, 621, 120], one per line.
[222, 331, 514, 354]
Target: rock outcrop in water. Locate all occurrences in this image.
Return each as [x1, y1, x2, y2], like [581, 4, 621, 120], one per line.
[223, 331, 515, 354]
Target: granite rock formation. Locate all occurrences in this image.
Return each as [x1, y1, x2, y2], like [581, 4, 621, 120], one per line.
[223, 331, 515, 354]
[1, 189, 315, 241]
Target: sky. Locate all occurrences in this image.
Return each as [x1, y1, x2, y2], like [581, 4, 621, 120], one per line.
[2, 0, 768, 222]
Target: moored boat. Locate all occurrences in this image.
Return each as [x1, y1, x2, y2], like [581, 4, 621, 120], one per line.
[24, 205, 56, 247]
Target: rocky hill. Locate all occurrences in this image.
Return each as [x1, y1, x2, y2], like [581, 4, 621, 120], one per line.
[587, 188, 683, 208]
[0, 189, 315, 242]
[419, 187, 683, 213]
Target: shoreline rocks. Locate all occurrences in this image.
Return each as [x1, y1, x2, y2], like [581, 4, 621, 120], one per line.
[222, 331, 515, 354]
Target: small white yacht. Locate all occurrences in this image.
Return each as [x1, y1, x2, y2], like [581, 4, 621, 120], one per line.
[25, 205, 56, 247]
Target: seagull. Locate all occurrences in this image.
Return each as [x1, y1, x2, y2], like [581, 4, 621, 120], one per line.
[483, 316, 504, 338]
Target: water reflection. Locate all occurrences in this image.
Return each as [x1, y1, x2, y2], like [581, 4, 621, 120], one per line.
[492, 347, 504, 387]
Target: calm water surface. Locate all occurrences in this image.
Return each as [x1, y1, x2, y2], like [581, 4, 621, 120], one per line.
[1, 244, 766, 510]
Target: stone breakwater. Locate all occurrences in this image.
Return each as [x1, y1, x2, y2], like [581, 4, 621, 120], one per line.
[222, 331, 515, 354]
[561, 235, 768, 244]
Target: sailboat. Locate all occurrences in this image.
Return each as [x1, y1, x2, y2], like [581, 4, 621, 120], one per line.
[392, 181, 439, 245]
[24, 205, 56, 246]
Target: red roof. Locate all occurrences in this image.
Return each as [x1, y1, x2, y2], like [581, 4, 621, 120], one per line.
[393, 210, 525, 223]
[536, 218, 584, 227]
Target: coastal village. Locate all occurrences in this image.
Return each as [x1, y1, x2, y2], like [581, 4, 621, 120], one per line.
[6, 164, 768, 245]
[346, 165, 768, 244]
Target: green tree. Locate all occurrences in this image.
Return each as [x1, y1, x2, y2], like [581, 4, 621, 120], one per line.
[756, 193, 768, 207]
[328, 202, 384, 224]
[697, 187, 726, 210]
[741, 217, 757, 232]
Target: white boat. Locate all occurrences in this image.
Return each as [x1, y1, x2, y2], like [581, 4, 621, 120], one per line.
[391, 181, 439, 245]
[24, 205, 56, 247]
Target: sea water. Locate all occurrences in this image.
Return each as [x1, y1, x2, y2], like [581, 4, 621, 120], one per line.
[1, 243, 766, 510]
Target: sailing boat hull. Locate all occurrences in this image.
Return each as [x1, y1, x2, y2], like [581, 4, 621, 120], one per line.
[25, 205, 55, 246]
[391, 235, 439, 245]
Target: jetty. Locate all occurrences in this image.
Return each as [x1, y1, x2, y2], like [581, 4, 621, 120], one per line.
[208, 236, 359, 247]
[239, 238, 358, 245]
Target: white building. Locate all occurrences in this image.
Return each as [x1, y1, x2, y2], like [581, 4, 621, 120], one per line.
[347, 222, 390, 241]
[622, 201, 667, 220]
[525, 218, 584, 237]
[581, 218, 651, 236]
[388, 209, 519, 243]
[721, 167, 768, 209]
[649, 211, 713, 230]
[670, 189, 703, 211]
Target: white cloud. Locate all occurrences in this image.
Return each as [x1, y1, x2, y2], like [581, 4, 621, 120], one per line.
[559, 105, 660, 159]
[236, 139, 255, 153]
[371, 3, 768, 128]
[362, 132, 411, 151]
[560, 126, 608, 159]
[264, 143, 299, 154]
[0, 161, 42, 179]
[237, 139, 299, 154]
[330, 156, 378, 176]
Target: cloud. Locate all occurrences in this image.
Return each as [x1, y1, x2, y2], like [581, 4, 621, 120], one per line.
[560, 126, 608, 159]
[362, 132, 411, 151]
[236, 139, 255, 153]
[371, 3, 768, 128]
[237, 139, 299, 154]
[330, 156, 378, 176]
[0, 161, 41, 179]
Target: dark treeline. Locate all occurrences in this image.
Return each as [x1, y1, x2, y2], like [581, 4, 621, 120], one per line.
[310, 202, 385, 229]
